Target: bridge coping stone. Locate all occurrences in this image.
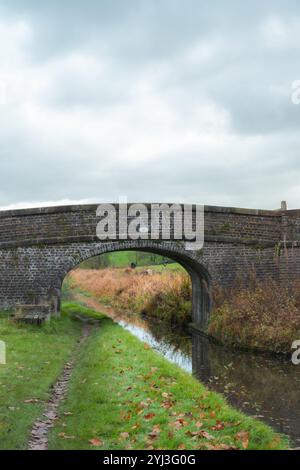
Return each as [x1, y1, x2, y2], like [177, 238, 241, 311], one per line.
[0, 203, 287, 219]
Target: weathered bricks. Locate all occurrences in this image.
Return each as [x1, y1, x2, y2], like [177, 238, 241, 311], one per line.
[0, 203, 299, 325]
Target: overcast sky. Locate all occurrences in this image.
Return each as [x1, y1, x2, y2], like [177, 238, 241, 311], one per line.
[0, 0, 300, 210]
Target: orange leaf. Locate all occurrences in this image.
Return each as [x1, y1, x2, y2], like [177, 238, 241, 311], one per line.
[89, 438, 103, 447]
[212, 421, 225, 431]
[144, 413, 155, 420]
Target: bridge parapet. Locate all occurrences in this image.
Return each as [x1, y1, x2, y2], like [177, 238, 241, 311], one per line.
[0, 204, 284, 248]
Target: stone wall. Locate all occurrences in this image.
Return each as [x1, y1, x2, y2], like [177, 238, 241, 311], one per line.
[0, 204, 284, 245]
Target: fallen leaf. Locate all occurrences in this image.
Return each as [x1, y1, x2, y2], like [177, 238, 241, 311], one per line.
[144, 413, 155, 420]
[131, 423, 140, 430]
[211, 421, 225, 431]
[172, 418, 188, 429]
[162, 400, 173, 409]
[148, 425, 161, 440]
[89, 438, 103, 447]
[138, 401, 149, 409]
[185, 430, 200, 437]
[236, 430, 249, 449]
[199, 431, 215, 440]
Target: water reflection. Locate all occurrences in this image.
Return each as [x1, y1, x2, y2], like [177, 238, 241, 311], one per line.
[118, 319, 192, 373]
[116, 315, 300, 447]
[192, 333, 300, 446]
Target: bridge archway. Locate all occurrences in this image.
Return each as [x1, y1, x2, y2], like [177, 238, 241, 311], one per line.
[59, 240, 211, 330]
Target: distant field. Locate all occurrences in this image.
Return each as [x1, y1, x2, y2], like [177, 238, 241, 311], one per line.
[80, 250, 178, 269]
[135, 263, 185, 273]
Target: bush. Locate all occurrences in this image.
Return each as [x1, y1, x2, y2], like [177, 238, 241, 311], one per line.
[142, 274, 192, 325]
[208, 277, 300, 353]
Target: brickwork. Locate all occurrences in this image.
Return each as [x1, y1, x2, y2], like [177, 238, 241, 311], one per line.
[0, 204, 299, 327]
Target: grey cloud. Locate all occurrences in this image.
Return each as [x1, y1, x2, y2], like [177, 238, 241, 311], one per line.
[0, 1, 300, 209]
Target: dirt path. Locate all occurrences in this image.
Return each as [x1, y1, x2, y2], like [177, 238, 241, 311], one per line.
[74, 292, 119, 320]
[28, 323, 92, 450]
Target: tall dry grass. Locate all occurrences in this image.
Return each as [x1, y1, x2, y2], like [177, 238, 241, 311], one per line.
[209, 276, 300, 353]
[68, 268, 300, 352]
[68, 268, 192, 325]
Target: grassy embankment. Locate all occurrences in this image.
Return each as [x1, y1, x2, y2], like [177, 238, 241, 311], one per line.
[0, 312, 81, 449]
[48, 304, 287, 450]
[67, 267, 300, 354]
[0, 305, 288, 450]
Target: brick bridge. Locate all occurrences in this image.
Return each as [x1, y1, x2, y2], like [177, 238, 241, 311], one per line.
[0, 203, 299, 328]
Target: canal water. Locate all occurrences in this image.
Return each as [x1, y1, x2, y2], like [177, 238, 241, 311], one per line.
[117, 315, 300, 447]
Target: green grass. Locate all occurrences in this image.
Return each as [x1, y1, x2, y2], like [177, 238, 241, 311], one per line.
[48, 304, 288, 450]
[104, 251, 137, 267]
[81, 251, 169, 269]
[0, 311, 81, 450]
[135, 263, 185, 273]
[63, 302, 107, 321]
[0, 303, 289, 450]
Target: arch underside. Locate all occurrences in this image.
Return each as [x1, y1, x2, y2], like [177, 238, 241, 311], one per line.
[60, 240, 211, 330]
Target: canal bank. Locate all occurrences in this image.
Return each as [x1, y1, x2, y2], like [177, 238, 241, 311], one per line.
[67, 291, 300, 448]
[48, 303, 287, 450]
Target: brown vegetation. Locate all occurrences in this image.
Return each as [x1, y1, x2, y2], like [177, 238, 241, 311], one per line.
[68, 268, 300, 353]
[209, 276, 300, 353]
[68, 268, 192, 326]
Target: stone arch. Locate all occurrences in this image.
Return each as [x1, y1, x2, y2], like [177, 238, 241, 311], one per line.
[59, 240, 211, 330]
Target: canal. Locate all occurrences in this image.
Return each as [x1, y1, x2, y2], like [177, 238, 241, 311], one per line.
[116, 314, 300, 447]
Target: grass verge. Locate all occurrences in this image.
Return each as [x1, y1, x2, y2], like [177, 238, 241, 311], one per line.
[0, 311, 82, 450]
[48, 303, 288, 450]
